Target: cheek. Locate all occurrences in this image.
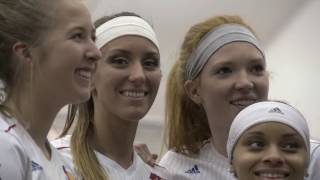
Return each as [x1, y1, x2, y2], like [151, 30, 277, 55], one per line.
[199, 81, 221, 98]
[286, 151, 309, 170]
[232, 148, 260, 176]
[148, 71, 161, 90]
[93, 72, 115, 95]
[256, 76, 269, 98]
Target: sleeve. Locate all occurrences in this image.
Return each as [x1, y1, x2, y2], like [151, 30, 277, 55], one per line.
[308, 140, 320, 180]
[0, 132, 29, 180]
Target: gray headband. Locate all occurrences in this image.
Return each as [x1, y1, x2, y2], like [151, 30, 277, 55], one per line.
[185, 24, 265, 80]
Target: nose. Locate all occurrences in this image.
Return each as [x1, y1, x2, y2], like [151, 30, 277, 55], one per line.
[128, 62, 146, 85]
[262, 145, 285, 167]
[85, 42, 102, 63]
[234, 70, 254, 92]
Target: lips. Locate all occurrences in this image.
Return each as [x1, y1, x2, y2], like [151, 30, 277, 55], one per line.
[120, 90, 148, 98]
[76, 69, 91, 80]
[230, 98, 257, 107]
[254, 169, 289, 180]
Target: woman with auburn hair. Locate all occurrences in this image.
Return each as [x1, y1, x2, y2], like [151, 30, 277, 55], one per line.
[53, 12, 171, 180]
[0, 0, 101, 179]
[154, 15, 320, 180]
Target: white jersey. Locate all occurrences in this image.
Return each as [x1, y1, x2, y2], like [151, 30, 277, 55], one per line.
[308, 138, 320, 180]
[52, 135, 172, 180]
[159, 141, 235, 180]
[0, 113, 76, 180]
[160, 140, 320, 180]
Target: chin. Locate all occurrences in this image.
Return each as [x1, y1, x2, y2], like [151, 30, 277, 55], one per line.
[125, 111, 148, 122]
[69, 90, 91, 104]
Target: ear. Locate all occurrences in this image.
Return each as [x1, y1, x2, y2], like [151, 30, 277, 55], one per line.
[12, 42, 32, 63]
[184, 79, 202, 105]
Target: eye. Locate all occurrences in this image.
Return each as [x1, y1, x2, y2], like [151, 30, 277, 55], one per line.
[110, 56, 129, 67]
[143, 58, 159, 69]
[71, 32, 84, 41]
[250, 64, 265, 74]
[281, 142, 300, 153]
[214, 67, 232, 76]
[248, 141, 265, 150]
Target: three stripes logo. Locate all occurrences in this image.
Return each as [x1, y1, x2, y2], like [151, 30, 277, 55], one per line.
[31, 161, 43, 172]
[185, 164, 200, 174]
[268, 107, 284, 115]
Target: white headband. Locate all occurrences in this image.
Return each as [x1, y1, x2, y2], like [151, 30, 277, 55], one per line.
[185, 24, 265, 80]
[95, 16, 159, 49]
[227, 101, 310, 164]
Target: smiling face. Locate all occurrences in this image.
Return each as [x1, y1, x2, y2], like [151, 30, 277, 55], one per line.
[232, 122, 309, 180]
[31, 0, 101, 105]
[186, 41, 269, 137]
[93, 35, 161, 122]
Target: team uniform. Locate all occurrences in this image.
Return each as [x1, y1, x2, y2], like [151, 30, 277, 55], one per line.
[52, 135, 171, 180]
[160, 141, 235, 180]
[0, 113, 76, 180]
[308, 139, 320, 180]
[160, 139, 320, 180]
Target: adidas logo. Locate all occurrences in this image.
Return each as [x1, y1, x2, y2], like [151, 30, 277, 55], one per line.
[268, 107, 284, 115]
[31, 161, 43, 172]
[185, 164, 200, 174]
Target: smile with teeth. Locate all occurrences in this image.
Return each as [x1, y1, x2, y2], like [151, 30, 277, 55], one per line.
[76, 69, 91, 80]
[230, 99, 256, 106]
[255, 171, 289, 179]
[120, 90, 147, 98]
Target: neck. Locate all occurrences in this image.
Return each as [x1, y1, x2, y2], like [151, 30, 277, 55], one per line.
[91, 108, 138, 169]
[6, 90, 63, 158]
[209, 123, 229, 157]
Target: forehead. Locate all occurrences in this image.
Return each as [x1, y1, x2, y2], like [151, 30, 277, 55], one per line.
[100, 35, 159, 54]
[52, 0, 92, 28]
[206, 41, 264, 66]
[243, 122, 299, 138]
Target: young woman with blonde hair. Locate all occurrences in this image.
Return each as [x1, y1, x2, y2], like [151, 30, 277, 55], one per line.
[0, 0, 101, 179]
[54, 12, 171, 180]
[155, 15, 320, 180]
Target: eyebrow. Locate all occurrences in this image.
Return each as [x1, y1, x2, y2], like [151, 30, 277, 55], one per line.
[69, 25, 95, 34]
[281, 133, 300, 138]
[245, 131, 264, 136]
[244, 131, 301, 139]
[108, 48, 159, 56]
[145, 51, 160, 58]
[108, 49, 131, 55]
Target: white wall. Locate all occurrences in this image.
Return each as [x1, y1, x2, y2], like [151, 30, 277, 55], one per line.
[267, 0, 320, 139]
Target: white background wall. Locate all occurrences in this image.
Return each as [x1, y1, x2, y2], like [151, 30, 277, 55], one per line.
[267, 0, 320, 139]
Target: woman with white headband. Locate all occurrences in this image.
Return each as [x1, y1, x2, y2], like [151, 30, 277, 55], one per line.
[53, 12, 171, 180]
[227, 101, 310, 180]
